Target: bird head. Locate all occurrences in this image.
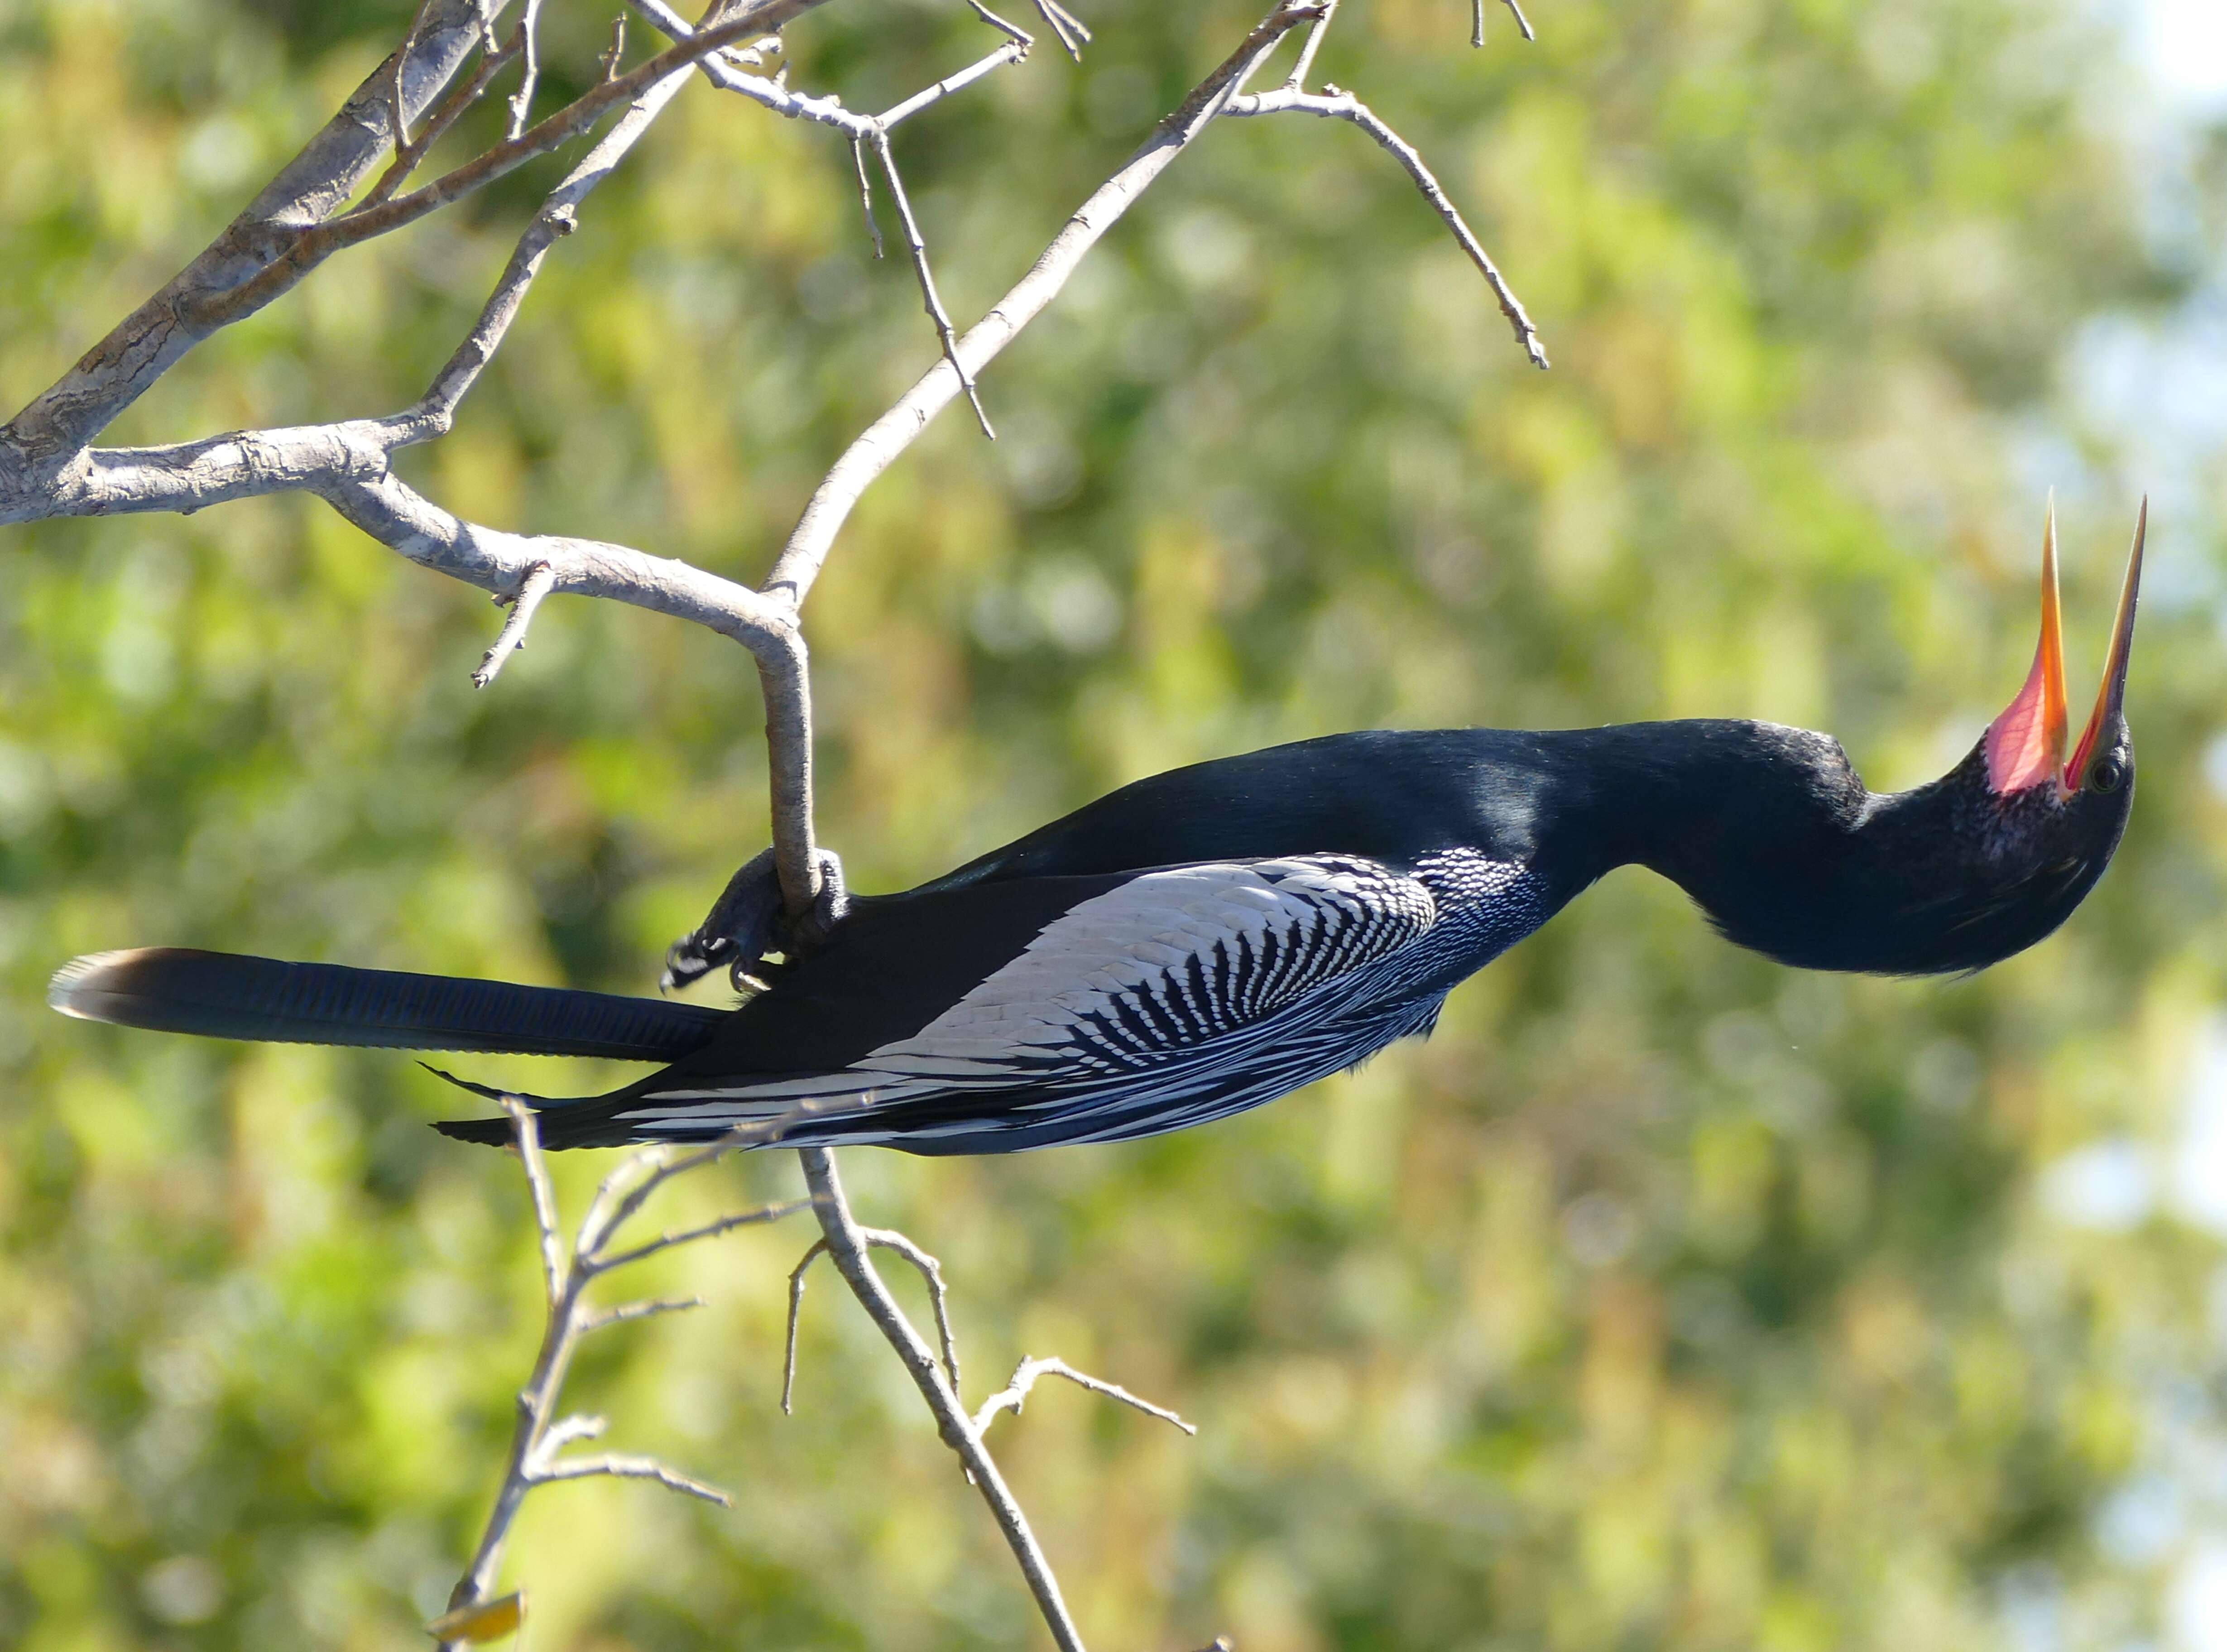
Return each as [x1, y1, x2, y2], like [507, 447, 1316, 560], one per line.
[1692, 499, 2146, 977]
[1882, 498, 2146, 973]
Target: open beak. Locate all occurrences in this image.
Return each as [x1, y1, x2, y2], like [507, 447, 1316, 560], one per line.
[2064, 497, 2146, 792]
[1983, 498, 2145, 797]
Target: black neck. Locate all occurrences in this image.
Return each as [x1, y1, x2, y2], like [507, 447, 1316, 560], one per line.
[923, 721, 2082, 977]
[1523, 721, 2089, 974]
[1519, 721, 1881, 956]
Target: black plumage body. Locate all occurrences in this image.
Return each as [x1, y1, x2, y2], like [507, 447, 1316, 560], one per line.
[44, 503, 2146, 1155]
[53, 710, 2135, 1155]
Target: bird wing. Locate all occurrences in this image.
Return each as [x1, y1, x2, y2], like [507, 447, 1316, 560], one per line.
[612, 855, 1440, 1129]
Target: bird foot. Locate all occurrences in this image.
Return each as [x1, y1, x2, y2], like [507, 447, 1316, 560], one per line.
[662, 847, 850, 993]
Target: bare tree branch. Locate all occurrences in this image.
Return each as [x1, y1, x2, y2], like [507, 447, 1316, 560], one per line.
[785, 1225, 963, 1405]
[437, 1105, 801, 1649]
[8, 7, 1545, 1647]
[782, 1237, 830, 1414]
[1226, 82, 1549, 368]
[178, 4, 831, 340]
[850, 136, 885, 257]
[1286, 0, 1339, 88]
[630, 0, 1033, 440]
[579, 1295, 706, 1335]
[871, 130, 995, 437]
[588, 1197, 808, 1275]
[533, 1453, 733, 1506]
[507, 0, 548, 138]
[502, 1096, 566, 1305]
[389, 0, 443, 152]
[473, 562, 555, 688]
[765, 0, 1333, 607]
[974, 1355, 1197, 1437]
[1031, 0, 1091, 62]
[798, 1148, 1094, 1652]
[881, 26, 1032, 128]
[364, 18, 529, 212]
[0, 0, 498, 472]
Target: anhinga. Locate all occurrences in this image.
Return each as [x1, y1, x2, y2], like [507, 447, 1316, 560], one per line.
[51, 504, 2147, 1154]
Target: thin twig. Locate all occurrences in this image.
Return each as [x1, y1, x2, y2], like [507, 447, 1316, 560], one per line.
[767, 0, 1328, 605]
[535, 1413, 609, 1458]
[1501, 0, 1536, 43]
[964, 0, 1033, 51]
[782, 1238, 830, 1413]
[850, 137, 883, 257]
[1226, 82, 1547, 368]
[502, 1097, 566, 1305]
[878, 36, 1031, 129]
[599, 12, 629, 81]
[639, 3, 1034, 440]
[1033, 0, 1091, 61]
[872, 130, 994, 438]
[507, 0, 546, 137]
[589, 1198, 809, 1275]
[436, 1111, 801, 1649]
[859, 1226, 962, 1394]
[973, 1355, 1197, 1436]
[1286, 0, 1339, 89]
[799, 1148, 1093, 1652]
[533, 1454, 733, 1506]
[581, 1125, 790, 1261]
[474, 561, 555, 687]
[580, 1295, 707, 1335]
[360, 24, 527, 212]
[390, 0, 442, 152]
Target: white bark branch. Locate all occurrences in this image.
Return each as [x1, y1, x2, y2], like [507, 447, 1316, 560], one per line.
[579, 1295, 707, 1335]
[974, 1355, 1197, 1438]
[632, 0, 1033, 440]
[7, 8, 1539, 1650]
[437, 1105, 801, 1649]
[507, 0, 547, 138]
[798, 1148, 1094, 1652]
[1031, 0, 1091, 62]
[0, 0, 499, 472]
[1226, 83, 1548, 368]
[1286, 0, 1340, 89]
[473, 563, 555, 689]
[764, 0, 1333, 606]
[871, 129, 995, 437]
[531, 1453, 734, 1507]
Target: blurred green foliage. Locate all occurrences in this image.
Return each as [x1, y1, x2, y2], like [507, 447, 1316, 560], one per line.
[3, 1, 2224, 1649]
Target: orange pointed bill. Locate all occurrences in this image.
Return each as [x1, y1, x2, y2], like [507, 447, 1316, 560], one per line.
[1983, 501, 2069, 794]
[2064, 497, 2147, 791]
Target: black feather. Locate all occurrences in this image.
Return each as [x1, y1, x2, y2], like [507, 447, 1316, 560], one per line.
[48, 948, 725, 1061]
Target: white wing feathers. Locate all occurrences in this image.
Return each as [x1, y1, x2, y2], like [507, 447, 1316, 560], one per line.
[622, 857, 1436, 1121]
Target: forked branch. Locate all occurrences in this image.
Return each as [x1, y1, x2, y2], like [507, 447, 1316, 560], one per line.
[435, 1102, 802, 1649]
[3, 3, 1551, 1647]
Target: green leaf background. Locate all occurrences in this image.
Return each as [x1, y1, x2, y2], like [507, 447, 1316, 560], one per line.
[3, 1, 2224, 1648]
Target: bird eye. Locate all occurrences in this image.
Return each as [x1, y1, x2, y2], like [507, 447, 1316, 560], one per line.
[2089, 758, 2125, 794]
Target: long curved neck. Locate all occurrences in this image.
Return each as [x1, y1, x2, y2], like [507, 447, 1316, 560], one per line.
[1526, 721, 1868, 880]
[1530, 720, 2091, 977]
[925, 721, 2085, 979]
[928, 723, 1885, 936]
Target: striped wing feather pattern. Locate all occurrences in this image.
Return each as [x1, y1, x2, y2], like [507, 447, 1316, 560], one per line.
[623, 857, 1437, 1119]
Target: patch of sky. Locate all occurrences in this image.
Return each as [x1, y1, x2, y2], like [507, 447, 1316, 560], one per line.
[2035, 1, 2227, 621]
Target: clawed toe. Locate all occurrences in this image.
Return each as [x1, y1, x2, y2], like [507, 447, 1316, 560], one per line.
[662, 848, 849, 993]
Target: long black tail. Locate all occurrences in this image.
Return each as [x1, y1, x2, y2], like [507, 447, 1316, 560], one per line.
[48, 948, 726, 1063]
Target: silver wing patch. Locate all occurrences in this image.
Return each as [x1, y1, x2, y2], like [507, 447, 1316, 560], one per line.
[624, 855, 1437, 1116]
